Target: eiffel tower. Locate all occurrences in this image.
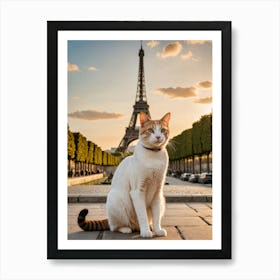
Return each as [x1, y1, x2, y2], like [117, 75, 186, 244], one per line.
[116, 43, 151, 153]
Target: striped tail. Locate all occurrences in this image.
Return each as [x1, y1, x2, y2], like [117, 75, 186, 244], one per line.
[78, 209, 109, 231]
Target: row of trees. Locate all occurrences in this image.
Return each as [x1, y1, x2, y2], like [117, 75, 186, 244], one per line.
[68, 127, 122, 177]
[167, 114, 212, 173]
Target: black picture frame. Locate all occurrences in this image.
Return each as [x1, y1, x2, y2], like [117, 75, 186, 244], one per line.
[47, 21, 231, 259]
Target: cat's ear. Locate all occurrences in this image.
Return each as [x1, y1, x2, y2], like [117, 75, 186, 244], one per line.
[140, 112, 150, 127]
[161, 112, 171, 125]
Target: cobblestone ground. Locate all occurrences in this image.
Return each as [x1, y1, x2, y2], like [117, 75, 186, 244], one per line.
[68, 202, 212, 240]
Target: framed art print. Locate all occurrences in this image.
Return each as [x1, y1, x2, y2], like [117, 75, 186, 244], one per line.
[47, 21, 231, 259]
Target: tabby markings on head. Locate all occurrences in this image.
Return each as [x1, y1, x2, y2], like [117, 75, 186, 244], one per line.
[140, 121, 169, 136]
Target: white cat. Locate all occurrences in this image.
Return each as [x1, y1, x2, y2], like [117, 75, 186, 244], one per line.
[78, 112, 171, 238]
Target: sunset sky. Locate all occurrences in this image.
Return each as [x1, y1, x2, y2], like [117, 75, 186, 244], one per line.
[68, 40, 212, 150]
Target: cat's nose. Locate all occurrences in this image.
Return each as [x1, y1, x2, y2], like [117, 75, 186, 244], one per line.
[156, 136, 160, 140]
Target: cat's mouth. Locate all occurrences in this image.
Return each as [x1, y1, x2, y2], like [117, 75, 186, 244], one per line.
[153, 139, 164, 146]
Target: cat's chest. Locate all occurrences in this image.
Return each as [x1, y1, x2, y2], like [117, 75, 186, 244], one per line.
[138, 167, 163, 198]
[137, 156, 167, 184]
[137, 151, 167, 168]
[145, 156, 165, 169]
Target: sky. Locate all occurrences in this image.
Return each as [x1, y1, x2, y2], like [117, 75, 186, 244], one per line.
[68, 40, 212, 150]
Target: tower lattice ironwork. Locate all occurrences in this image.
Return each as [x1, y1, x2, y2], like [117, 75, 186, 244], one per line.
[116, 43, 151, 153]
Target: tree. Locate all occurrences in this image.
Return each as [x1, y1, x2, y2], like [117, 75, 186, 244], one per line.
[87, 141, 94, 173]
[102, 151, 108, 166]
[192, 120, 203, 173]
[81, 135, 88, 175]
[73, 133, 88, 175]
[68, 126, 75, 174]
[200, 114, 212, 172]
[94, 145, 102, 166]
[182, 129, 193, 172]
[73, 133, 82, 175]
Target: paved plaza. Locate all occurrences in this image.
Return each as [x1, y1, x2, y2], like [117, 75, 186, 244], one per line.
[68, 176, 212, 240]
[68, 202, 212, 240]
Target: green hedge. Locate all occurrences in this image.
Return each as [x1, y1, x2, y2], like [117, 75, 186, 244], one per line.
[68, 127, 121, 167]
[167, 114, 212, 160]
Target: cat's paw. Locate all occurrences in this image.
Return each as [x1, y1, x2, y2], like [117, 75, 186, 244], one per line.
[155, 228, 167, 237]
[140, 229, 153, 238]
[118, 227, 132, 234]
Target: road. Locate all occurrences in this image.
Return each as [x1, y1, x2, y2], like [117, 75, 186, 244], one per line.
[68, 176, 212, 197]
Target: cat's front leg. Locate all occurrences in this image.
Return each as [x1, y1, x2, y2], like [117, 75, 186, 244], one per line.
[130, 190, 153, 238]
[151, 194, 167, 237]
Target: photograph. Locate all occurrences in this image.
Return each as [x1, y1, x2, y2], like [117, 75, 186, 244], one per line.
[2, 0, 280, 278]
[48, 21, 231, 259]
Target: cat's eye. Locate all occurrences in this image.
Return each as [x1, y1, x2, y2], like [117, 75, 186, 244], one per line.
[147, 128, 154, 133]
[161, 128, 167, 133]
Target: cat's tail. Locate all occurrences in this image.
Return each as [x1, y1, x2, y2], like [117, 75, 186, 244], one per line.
[78, 209, 110, 231]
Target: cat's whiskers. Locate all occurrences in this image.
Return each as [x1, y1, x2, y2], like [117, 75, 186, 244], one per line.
[166, 139, 177, 152]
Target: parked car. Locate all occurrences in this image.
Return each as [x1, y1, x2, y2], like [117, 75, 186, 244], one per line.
[175, 171, 183, 178]
[198, 173, 212, 184]
[189, 174, 200, 183]
[180, 173, 191, 181]
[170, 171, 182, 178]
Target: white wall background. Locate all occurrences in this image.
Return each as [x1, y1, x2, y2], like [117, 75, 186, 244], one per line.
[0, 0, 279, 279]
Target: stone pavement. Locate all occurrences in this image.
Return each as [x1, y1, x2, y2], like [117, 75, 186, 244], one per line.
[68, 202, 212, 240]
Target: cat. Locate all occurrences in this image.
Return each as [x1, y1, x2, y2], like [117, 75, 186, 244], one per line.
[78, 111, 171, 238]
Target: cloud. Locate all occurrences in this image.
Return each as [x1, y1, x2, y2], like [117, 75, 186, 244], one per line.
[156, 86, 197, 99]
[68, 63, 80, 72]
[195, 97, 212, 104]
[68, 110, 124, 121]
[186, 40, 211, 45]
[155, 80, 212, 100]
[181, 50, 193, 60]
[88, 66, 98, 71]
[181, 51, 201, 62]
[147, 40, 160, 48]
[157, 42, 182, 58]
[197, 81, 212, 88]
